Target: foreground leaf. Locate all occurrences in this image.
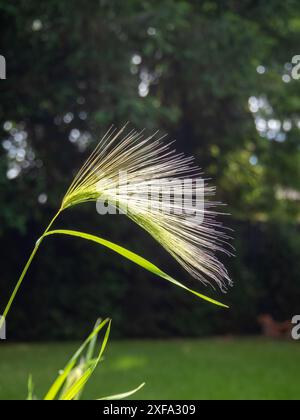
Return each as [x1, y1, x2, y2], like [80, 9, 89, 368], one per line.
[27, 375, 34, 401]
[44, 318, 111, 400]
[60, 319, 111, 400]
[99, 383, 146, 400]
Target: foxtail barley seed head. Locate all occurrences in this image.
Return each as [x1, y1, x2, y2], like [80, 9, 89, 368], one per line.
[62, 125, 232, 291]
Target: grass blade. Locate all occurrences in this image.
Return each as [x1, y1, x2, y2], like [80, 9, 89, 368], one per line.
[60, 368, 93, 401]
[99, 383, 145, 400]
[61, 320, 111, 400]
[44, 230, 228, 308]
[27, 375, 34, 401]
[44, 318, 110, 400]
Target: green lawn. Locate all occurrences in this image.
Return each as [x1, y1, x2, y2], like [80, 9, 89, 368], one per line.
[0, 338, 299, 400]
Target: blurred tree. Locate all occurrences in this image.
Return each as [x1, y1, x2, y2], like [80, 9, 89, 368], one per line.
[1, 0, 300, 226]
[0, 0, 300, 338]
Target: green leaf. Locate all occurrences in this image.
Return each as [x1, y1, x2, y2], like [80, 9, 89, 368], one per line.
[44, 230, 228, 308]
[44, 318, 111, 400]
[99, 383, 146, 400]
[60, 368, 93, 401]
[27, 375, 34, 401]
[60, 320, 111, 400]
[44, 359, 77, 401]
[86, 318, 102, 362]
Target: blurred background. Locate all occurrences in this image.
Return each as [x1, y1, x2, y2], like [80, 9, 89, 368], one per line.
[1, 0, 300, 400]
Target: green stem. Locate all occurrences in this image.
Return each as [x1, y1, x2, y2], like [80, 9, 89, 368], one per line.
[0, 210, 62, 329]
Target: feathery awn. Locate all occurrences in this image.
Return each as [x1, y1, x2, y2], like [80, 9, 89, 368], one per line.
[62, 125, 232, 291]
[1, 125, 232, 328]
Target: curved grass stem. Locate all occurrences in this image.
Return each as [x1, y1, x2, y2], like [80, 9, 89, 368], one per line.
[0, 210, 62, 328]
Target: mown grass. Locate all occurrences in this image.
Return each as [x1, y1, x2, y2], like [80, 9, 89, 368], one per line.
[0, 338, 299, 400]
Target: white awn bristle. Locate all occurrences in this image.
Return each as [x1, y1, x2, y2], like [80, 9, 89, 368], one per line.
[62, 125, 233, 292]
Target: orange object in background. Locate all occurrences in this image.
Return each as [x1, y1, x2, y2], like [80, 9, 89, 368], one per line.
[258, 315, 291, 339]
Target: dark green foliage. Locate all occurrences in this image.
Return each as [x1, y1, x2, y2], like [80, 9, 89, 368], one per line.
[0, 1, 299, 339]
